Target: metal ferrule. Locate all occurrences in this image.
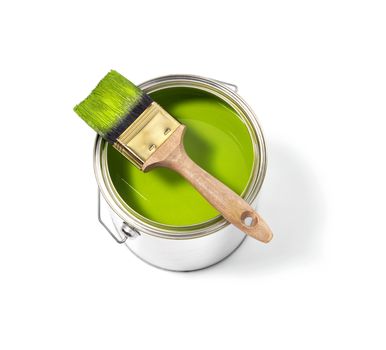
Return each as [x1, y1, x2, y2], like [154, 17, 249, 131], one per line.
[113, 102, 180, 169]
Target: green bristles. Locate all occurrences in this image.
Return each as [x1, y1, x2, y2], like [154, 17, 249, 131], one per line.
[74, 70, 143, 139]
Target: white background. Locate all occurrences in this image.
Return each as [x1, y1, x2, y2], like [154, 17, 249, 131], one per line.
[0, 0, 385, 349]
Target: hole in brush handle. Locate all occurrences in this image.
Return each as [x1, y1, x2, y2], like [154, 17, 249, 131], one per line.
[240, 210, 258, 228]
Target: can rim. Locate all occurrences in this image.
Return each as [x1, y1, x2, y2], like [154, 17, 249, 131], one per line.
[94, 74, 267, 239]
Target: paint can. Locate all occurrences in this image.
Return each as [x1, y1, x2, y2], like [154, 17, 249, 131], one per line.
[94, 75, 267, 271]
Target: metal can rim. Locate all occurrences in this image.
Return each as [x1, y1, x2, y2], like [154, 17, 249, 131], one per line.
[93, 74, 267, 239]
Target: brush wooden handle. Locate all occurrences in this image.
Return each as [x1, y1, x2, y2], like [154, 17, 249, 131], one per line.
[142, 125, 273, 243]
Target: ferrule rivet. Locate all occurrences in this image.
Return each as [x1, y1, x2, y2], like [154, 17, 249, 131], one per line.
[149, 144, 156, 151]
[164, 128, 171, 135]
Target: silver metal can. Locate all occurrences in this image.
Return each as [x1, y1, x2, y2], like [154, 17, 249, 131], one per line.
[94, 75, 267, 271]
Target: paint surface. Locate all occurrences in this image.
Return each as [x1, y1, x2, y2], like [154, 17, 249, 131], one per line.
[107, 87, 255, 226]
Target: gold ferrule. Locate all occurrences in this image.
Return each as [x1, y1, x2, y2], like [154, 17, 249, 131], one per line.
[114, 102, 180, 169]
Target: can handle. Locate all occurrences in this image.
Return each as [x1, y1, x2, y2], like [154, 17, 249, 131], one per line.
[98, 191, 129, 244]
[213, 79, 238, 92]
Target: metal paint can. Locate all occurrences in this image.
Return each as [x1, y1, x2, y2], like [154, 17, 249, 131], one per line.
[94, 75, 267, 271]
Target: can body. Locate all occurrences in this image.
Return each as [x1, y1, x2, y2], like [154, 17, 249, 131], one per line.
[94, 75, 267, 271]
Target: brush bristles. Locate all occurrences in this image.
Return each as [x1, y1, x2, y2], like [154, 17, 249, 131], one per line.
[74, 70, 152, 143]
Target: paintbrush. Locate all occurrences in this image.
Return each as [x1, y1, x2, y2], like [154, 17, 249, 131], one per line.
[74, 70, 273, 243]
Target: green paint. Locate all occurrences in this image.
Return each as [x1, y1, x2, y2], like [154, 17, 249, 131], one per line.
[107, 87, 255, 226]
[74, 70, 143, 138]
